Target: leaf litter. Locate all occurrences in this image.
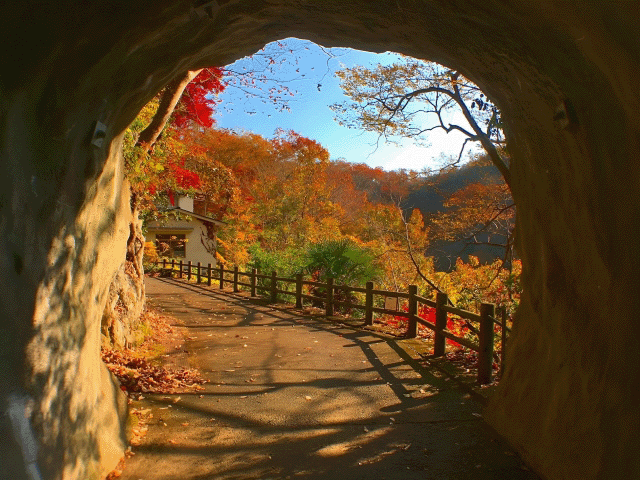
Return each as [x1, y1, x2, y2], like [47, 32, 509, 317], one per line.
[101, 307, 206, 394]
[102, 347, 206, 394]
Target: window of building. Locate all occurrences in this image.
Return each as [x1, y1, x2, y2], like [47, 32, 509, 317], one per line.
[155, 234, 186, 258]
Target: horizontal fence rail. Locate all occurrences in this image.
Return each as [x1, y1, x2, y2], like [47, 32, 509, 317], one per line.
[155, 259, 510, 384]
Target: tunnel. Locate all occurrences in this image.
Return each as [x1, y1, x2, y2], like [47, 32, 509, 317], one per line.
[1, 1, 639, 479]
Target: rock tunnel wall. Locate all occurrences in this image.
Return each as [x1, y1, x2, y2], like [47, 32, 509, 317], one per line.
[1, 1, 638, 478]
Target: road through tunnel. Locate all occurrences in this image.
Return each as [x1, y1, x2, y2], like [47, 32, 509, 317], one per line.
[1, 1, 639, 479]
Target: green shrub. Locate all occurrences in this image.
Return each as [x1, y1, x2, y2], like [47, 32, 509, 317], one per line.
[303, 239, 381, 314]
[247, 244, 307, 301]
[304, 239, 381, 286]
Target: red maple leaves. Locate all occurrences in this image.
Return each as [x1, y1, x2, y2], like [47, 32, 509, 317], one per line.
[167, 160, 202, 190]
[173, 67, 226, 129]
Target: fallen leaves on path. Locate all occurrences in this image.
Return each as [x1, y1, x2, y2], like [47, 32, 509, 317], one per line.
[129, 407, 152, 446]
[102, 304, 207, 394]
[101, 347, 206, 394]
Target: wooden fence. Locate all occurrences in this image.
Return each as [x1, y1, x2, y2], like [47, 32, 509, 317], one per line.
[155, 259, 510, 384]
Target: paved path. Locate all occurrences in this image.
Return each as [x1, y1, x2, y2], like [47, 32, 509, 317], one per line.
[119, 277, 538, 480]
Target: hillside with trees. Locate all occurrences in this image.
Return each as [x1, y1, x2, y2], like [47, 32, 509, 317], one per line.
[404, 157, 513, 270]
[135, 120, 517, 306]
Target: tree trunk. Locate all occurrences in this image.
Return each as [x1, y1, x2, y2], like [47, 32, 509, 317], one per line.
[136, 69, 202, 149]
[452, 78, 512, 189]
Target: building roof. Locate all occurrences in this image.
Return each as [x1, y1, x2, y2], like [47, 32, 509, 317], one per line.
[161, 207, 226, 226]
[145, 226, 194, 233]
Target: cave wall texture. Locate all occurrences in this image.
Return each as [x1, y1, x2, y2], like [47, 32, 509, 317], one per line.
[1, 1, 638, 479]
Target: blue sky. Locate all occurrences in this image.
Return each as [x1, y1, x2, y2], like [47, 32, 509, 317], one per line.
[212, 38, 476, 172]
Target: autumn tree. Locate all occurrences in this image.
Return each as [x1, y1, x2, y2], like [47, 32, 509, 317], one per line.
[129, 39, 313, 206]
[180, 128, 336, 263]
[231, 130, 334, 252]
[331, 58, 511, 188]
[432, 181, 514, 252]
[323, 161, 368, 231]
[135, 68, 223, 150]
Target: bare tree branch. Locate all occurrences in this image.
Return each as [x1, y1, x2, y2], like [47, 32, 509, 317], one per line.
[397, 206, 459, 307]
[450, 72, 511, 188]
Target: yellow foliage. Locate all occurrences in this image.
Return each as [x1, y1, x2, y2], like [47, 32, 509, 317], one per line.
[143, 242, 158, 263]
[215, 251, 227, 265]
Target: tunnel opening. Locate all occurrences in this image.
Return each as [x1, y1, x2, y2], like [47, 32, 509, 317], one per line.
[118, 33, 517, 383]
[127, 35, 516, 280]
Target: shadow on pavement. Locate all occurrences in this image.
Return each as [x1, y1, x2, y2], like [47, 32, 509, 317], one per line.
[117, 277, 538, 480]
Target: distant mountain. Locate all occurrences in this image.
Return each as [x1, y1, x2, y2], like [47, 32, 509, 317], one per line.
[403, 159, 511, 271]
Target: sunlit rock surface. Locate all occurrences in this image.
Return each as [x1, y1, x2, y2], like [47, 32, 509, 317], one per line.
[101, 206, 146, 350]
[1, 1, 638, 478]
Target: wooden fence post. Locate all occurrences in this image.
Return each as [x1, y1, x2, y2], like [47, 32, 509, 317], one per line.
[179, 260, 183, 279]
[501, 306, 507, 374]
[233, 266, 239, 292]
[326, 278, 334, 316]
[251, 268, 257, 297]
[407, 285, 418, 338]
[219, 263, 224, 289]
[478, 302, 495, 385]
[295, 273, 303, 309]
[364, 281, 374, 326]
[270, 271, 277, 303]
[434, 292, 448, 357]
[187, 261, 192, 281]
[197, 262, 201, 283]
[207, 263, 212, 286]
[171, 259, 175, 272]
[163, 258, 167, 269]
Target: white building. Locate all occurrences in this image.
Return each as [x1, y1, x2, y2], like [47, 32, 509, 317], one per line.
[145, 195, 224, 267]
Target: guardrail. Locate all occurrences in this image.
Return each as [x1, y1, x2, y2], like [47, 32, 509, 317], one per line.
[155, 259, 510, 384]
